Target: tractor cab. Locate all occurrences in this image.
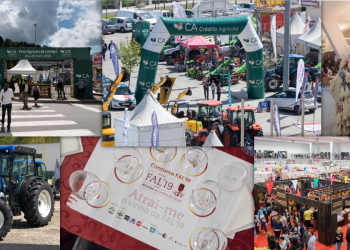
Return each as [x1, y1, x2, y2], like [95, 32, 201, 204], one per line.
[196, 100, 223, 129]
[222, 106, 263, 146]
[35, 160, 48, 181]
[0, 145, 54, 239]
[102, 112, 114, 147]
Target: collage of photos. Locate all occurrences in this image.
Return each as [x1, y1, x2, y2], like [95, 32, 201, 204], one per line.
[0, 0, 349, 250]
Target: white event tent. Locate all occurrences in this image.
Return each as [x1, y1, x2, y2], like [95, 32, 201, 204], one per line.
[295, 17, 321, 56]
[7, 60, 38, 81]
[115, 90, 186, 146]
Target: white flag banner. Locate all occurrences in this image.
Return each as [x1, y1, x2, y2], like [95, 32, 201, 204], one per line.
[296, 59, 305, 102]
[292, 180, 298, 189]
[271, 15, 277, 62]
[304, 21, 310, 34]
[123, 108, 130, 146]
[172, 1, 188, 43]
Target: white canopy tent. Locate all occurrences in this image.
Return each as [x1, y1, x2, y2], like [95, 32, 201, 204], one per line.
[295, 17, 321, 56]
[7, 60, 38, 81]
[114, 90, 186, 146]
[192, 0, 235, 18]
[202, 130, 224, 147]
[276, 12, 305, 54]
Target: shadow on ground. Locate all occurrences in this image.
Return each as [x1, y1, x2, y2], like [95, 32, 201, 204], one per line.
[0, 243, 59, 250]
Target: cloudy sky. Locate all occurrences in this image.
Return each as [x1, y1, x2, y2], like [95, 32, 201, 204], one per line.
[0, 1, 101, 52]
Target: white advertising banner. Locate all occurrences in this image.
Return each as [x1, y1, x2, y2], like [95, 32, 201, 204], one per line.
[296, 59, 305, 102]
[172, 1, 188, 44]
[271, 15, 277, 61]
[67, 143, 254, 250]
[237, 19, 263, 53]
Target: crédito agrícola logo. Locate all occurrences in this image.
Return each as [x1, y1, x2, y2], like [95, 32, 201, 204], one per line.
[151, 38, 157, 42]
[143, 60, 149, 65]
[174, 23, 183, 30]
[243, 38, 249, 43]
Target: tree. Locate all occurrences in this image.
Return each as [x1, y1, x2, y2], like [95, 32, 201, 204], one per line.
[52, 66, 61, 80]
[115, 36, 142, 87]
[0, 36, 4, 47]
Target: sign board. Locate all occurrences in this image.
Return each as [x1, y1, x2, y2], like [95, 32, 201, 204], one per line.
[93, 52, 102, 90]
[73, 60, 93, 99]
[0, 60, 4, 89]
[331, 197, 343, 215]
[0, 48, 91, 60]
[258, 100, 270, 113]
[301, 1, 320, 8]
[276, 187, 287, 207]
[132, 21, 150, 47]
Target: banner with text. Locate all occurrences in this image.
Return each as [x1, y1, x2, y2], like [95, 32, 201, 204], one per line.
[73, 60, 93, 99]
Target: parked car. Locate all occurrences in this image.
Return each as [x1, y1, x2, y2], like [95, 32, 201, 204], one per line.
[110, 17, 133, 32]
[265, 89, 315, 114]
[149, 10, 171, 18]
[102, 19, 117, 34]
[240, 3, 256, 13]
[116, 9, 157, 30]
[110, 84, 136, 110]
[233, 5, 247, 13]
[102, 20, 108, 35]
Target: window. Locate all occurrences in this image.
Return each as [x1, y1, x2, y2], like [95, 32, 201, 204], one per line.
[13, 155, 28, 180]
[209, 105, 222, 118]
[108, 21, 114, 25]
[115, 87, 131, 95]
[0, 155, 9, 176]
[27, 155, 35, 176]
[232, 111, 255, 126]
[118, 19, 124, 23]
[286, 91, 296, 99]
[163, 13, 167, 17]
[126, 18, 133, 23]
[298, 92, 313, 99]
[139, 12, 153, 19]
[275, 92, 287, 98]
[133, 13, 138, 19]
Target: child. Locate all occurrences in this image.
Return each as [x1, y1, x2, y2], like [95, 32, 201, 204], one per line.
[280, 236, 288, 250]
[275, 237, 281, 250]
[290, 231, 299, 243]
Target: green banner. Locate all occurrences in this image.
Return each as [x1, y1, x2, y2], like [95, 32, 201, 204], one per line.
[132, 22, 150, 47]
[0, 60, 4, 90]
[245, 49, 265, 99]
[73, 61, 93, 99]
[135, 50, 159, 103]
[0, 48, 91, 60]
[161, 17, 248, 36]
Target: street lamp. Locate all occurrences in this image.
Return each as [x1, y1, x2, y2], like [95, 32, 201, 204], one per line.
[33, 24, 37, 46]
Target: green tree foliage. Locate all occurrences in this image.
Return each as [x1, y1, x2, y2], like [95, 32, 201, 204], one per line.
[0, 137, 60, 145]
[115, 36, 142, 87]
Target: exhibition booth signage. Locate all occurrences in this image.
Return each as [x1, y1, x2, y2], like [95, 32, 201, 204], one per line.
[0, 48, 91, 60]
[332, 197, 343, 215]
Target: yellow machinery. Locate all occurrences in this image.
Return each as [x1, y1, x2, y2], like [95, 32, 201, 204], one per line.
[102, 68, 130, 147]
[151, 76, 176, 105]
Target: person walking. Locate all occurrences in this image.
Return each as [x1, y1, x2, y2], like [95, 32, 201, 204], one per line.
[20, 80, 31, 109]
[254, 211, 260, 235]
[260, 210, 268, 233]
[303, 227, 311, 250]
[75, 79, 85, 99]
[56, 79, 62, 99]
[216, 82, 222, 101]
[335, 227, 344, 250]
[210, 80, 216, 99]
[346, 224, 350, 250]
[102, 40, 107, 61]
[31, 82, 41, 107]
[202, 75, 209, 100]
[274, 216, 283, 240]
[58, 79, 66, 100]
[0, 83, 14, 132]
[9, 76, 15, 96]
[307, 231, 317, 250]
[267, 232, 276, 250]
[303, 208, 313, 229]
[108, 40, 115, 59]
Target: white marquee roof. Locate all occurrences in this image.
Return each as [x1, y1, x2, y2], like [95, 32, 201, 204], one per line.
[7, 60, 37, 74]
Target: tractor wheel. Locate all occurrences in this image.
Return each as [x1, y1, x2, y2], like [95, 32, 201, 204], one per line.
[266, 77, 280, 92]
[159, 53, 166, 62]
[166, 56, 173, 65]
[223, 127, 239, 146]
[0, 199, 13, 239]
[254, 129, 264, 137]
[211, 122, 224, 140]
[185, 130, 194, 145]
[22, 179, 54, 227]
[190, 138, 198, 146]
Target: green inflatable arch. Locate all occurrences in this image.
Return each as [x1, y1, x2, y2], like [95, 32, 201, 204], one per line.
[135, 16, 264, 103]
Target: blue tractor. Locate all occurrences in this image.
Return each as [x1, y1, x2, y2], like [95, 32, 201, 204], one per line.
[265, 54, 315, 92]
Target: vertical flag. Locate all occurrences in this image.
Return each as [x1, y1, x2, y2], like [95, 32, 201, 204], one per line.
[298, 71, 309, 117]
[151, 111, 159, 146]
[296, 59, 305, 102]
[110, 43, 119, 78]
[271, 15, 277, 62]
[123, 108, 130, 146]
[313, 77, 320, 129]
[228, 64, 234, 106]
[265, 182, 274, 195]
[314, 178, 319, 188]
[292, 180, 298, 189]
[172, 1, 188, 43]
[273, 104, 281, 136]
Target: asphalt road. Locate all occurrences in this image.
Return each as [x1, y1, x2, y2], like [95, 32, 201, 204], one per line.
[0, 199, 60, 250]
[103, 31, 322, 139]
[0, 101, 102, 137]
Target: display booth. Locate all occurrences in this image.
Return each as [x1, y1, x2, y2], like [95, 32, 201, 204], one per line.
[295, 17, 321, 57]
[114, 90, 186, 146]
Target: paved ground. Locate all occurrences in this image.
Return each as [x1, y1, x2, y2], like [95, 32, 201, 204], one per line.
[0, 199, 60, 250]
[0, 100, 102, 137]
[103, 32, 321, 139]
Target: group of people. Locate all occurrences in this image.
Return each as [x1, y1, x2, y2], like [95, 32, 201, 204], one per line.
[201, 75, 222, 101]
[102, 40, 115, 61]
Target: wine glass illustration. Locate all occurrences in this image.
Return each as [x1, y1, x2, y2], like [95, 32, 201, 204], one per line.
[114, 148, 142, 182]
[152, 147, 177, 162]
[217, 162, 247, 192]
[190, 180, 221, 212]
[186, 148, 205, 168]
[176, 183, 185, 197]
[69, 170, 110, 207]
[193, 228, 227, 250]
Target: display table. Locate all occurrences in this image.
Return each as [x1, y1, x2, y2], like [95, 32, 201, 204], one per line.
[60, 138, 254, 250]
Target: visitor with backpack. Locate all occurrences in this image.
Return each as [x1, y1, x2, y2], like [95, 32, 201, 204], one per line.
[267, 232, 276, 250]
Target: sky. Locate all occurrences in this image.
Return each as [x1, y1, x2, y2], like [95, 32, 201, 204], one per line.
[0, 1, 101, 52]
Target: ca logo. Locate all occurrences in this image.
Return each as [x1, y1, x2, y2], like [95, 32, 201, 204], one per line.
[174, 23, 183, 30]
[143, 60, 149, 65]
[243, 38, 249, 43]
[151, 38, 156, 42]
